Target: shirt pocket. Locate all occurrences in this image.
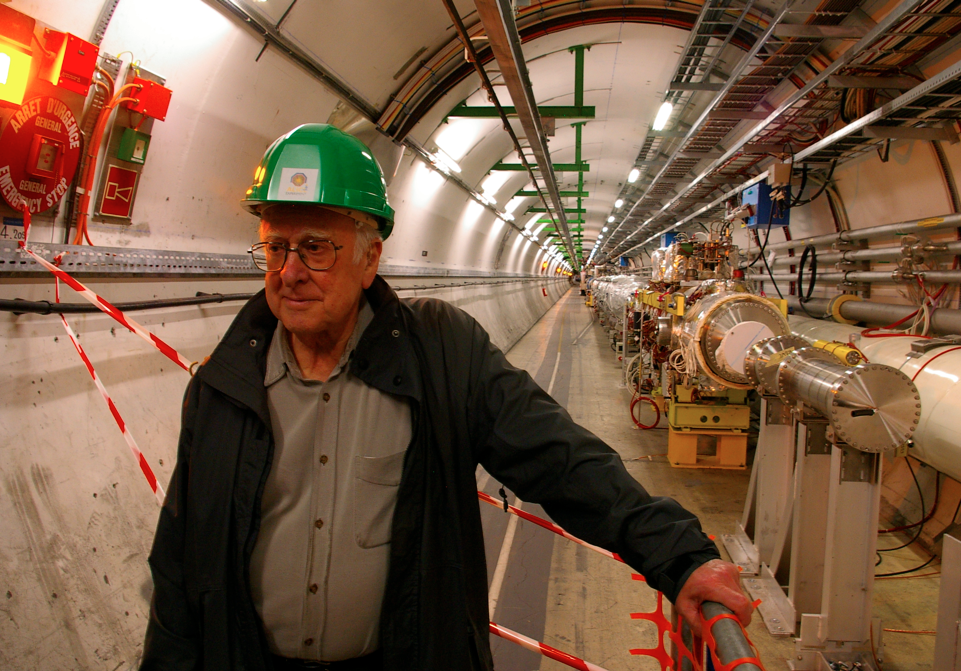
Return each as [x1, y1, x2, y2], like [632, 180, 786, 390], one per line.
[353, 451, 405, 548]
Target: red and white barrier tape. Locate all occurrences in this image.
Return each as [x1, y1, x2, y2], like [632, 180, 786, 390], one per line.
[18, 210, 192, 372]
[490, 622, 610, 671]
[477, 490, 624, 564]
[18, 210, 169, 504]
[54, 275, 165, 505]
[27, 248, 192, 371]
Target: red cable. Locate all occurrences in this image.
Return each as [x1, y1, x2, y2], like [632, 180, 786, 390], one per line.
[911, 346, 961, 382]
[630, 396, 660, 430]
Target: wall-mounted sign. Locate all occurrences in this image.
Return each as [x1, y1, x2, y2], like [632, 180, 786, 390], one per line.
[99, 164, 138, 218]
[0, 95, 81, 213]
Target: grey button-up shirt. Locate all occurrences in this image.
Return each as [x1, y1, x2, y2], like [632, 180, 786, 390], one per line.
[250, 300, 412, 661]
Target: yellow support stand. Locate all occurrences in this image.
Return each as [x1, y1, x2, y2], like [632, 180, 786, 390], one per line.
[667, 428, 747, 469]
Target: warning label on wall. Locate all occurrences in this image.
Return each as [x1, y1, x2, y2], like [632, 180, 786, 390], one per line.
[99, 164, 139, 218]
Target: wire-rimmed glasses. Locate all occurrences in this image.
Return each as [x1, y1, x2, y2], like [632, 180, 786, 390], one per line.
[248, 240, 344, 272]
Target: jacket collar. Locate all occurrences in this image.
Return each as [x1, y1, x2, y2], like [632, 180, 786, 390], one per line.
[198, 275, 421, 425]
[350, 275, 423, 403]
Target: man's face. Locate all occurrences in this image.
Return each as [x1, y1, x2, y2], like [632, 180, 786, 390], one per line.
[260, 207, 382, 341]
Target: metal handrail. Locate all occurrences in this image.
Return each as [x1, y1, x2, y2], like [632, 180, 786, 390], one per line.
[701, 601, 763, 671]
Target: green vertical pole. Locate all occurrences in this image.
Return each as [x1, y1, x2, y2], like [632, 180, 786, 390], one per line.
[571, 45, 585, 108]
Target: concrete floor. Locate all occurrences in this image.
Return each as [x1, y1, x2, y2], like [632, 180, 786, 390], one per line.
[480, 289, 942, 671]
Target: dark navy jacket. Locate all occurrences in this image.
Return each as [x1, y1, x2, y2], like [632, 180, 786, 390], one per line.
[140, 276, 719, 670]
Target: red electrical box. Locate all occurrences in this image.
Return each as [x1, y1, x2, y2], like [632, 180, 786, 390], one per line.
[0, 5, 35, 47]
[124, 77, 172, 121]
[40, 31, 99, 96]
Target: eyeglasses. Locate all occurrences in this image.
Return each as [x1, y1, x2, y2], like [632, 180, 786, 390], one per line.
[248, 239, 344, 272]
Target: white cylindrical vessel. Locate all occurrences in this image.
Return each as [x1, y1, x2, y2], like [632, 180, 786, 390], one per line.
[789, 316, 961, 479]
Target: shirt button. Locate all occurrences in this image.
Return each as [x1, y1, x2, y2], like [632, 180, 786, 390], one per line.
[319, 455, 328, 465]
[323, 392, 330, 402]
[304, 638, 314, 646]
[309, 583, 319, 594]
[314, 519, 324, 529]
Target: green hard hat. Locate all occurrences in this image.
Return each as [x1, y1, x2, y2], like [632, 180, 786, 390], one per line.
[243, 123, 395, 240]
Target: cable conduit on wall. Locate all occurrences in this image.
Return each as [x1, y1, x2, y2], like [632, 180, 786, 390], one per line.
[0, 278, 570, 315]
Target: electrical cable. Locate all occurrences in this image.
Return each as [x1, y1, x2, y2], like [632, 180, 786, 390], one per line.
[880, 472, 941, 534]
[790, 163, 808, 207]
[0, 292, 256, 315]
[910, 346, 961, 381]
[796, 244, 817, 316]
[876, 555, 938, 578]
[744, 206, 775, 270]
[879, 460, 927, 554]
[760, 237, 784, 300]
[793, 159, 838, 207]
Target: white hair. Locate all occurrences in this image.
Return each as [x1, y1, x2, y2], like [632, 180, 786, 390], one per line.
[353, 220, 383, 264]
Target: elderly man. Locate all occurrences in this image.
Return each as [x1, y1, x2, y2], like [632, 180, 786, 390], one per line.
[141, 124, 751, 671]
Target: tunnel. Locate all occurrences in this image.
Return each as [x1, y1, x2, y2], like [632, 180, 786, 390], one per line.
[2, 0, 961, 669]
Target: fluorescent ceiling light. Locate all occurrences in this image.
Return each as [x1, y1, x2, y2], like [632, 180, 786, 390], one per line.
[614, 199, 624, 209]
[479, 193, 495, 206]
[436, 120, 485, 160]
[607, 216, 614, 223]
[433, 148, 461, 173]
[503, 212, 515, 221]
[481, 171, 511, 197]
[602, 226, 608, 232]
[653, 101, 673, 131]
[628, 168, 640, 183]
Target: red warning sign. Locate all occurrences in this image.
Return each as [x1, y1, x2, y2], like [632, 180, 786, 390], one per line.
[0, 96, 82, 213]
[99, 164, 138, 218]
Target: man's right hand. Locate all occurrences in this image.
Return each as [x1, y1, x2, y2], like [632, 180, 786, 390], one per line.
[673, 559, 753, 637]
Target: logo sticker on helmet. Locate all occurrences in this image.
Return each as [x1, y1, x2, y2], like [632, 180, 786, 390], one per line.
[279, 167, 317, 200]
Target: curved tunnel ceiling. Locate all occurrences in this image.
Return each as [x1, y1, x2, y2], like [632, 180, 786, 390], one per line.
[222, 0, 774, 263]
[225, 0, 961, 265]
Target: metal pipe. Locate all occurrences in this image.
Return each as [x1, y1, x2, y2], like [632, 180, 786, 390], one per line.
[474, 0, 578, 268]
[784, 296, 961, 336]
[440, 0, 551, 242]
[748, 270, 961, 283]
[769, 240, 961, 268]
[749, 212, 961, 257]
[700, 602, 762, 671]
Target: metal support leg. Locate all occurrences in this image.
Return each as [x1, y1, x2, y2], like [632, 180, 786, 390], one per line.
[754, 398, 795, 565]
[935, 531, 961, 670]
[788, 420, 831, 621]
[722, 397, 794, 575]
[791, 442, 883, 671]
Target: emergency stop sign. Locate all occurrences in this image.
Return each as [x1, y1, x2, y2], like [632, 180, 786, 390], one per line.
[0, 96, 82, 214]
